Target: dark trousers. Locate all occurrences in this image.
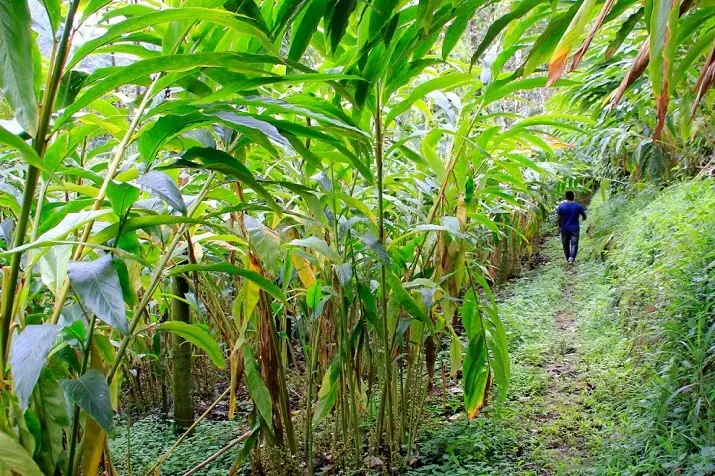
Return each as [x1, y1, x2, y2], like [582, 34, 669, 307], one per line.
[561, 229, 580, 260]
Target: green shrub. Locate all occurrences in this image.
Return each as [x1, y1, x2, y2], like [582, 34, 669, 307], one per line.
[586, 180, 715, 472]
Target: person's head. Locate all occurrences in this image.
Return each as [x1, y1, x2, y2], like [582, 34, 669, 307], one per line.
[565, 191, 575, 201]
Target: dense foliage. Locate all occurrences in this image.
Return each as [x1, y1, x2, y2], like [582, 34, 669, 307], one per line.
[0, 0, 713, 473]
[586, 181, 715, 471]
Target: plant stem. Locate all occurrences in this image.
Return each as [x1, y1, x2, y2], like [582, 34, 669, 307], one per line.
[107, 173, 215, 384]
[0, 0, 81, 375]
[373, 83, 395, 455]
[67, 312, 97, 475]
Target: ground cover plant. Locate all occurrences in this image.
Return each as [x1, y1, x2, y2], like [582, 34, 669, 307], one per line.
[0, 0, 714, 474]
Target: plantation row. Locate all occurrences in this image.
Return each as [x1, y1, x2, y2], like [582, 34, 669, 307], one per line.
[0, 0, 714, 473]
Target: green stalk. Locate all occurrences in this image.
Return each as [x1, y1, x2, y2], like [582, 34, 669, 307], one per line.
[66, 310, 97, 474]
[107, 173, 215, 384]
[373, 83, 395, 454]
[0, 0, 81, 375]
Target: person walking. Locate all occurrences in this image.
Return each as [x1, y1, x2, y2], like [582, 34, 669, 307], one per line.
[557, 191, 587, 264]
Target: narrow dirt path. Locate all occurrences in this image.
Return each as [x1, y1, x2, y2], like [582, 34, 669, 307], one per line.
[413, 235, 629, 475]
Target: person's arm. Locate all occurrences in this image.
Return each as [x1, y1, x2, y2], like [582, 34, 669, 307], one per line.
[557, 205, 563, 228]
[580, 205, 587, 220]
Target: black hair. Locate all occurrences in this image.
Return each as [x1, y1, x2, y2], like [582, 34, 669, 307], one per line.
[565, 191, 575, 201]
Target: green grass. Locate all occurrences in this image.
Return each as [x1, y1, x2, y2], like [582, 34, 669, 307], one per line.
[108, 416, 244, 475]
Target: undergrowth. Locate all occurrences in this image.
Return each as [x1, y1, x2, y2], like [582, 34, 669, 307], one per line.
[108, 416, 243, 475]
[586, 179, 715, 474]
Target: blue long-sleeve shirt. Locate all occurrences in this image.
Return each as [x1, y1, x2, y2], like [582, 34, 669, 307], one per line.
[557, 201, 586, 232]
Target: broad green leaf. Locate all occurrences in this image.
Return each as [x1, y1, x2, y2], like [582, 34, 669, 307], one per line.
[0, 0, 38, 136]
[244, 215, 281, 274]
[306, 279, 322, 310]
[106, 181, 141, 218]
[137, 171, 187, 215]
[55, 53, 282, 129]
[0, 124, 51, 173]
[313, 359, 340, 428]
[484, 305, 510, 403]
[39, 245, 72, 296]
[34, 377, 69, 475]
[461, 288, 481, 340]
[470, 0, 549, 69]
[176, 146, 280, 212]
[61, 369, 114, 433]
[386, 73, 474, 126]
[169, 263, 287, 303]
[386, 272, 431, 329]
[9, 324, 62, 410]
[158, 321, 225, 368]
[287, 236, 341, 263]
[68, 255, 129, 335]
[0, 432, 44, 476]
[288, 0, 330, 61]
[243, 345, 272, 425]
[67, 8, 273, 70]
[463, 333, 489, 418]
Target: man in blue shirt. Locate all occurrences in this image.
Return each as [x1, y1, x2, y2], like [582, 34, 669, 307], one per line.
[557, 191, 587, 264]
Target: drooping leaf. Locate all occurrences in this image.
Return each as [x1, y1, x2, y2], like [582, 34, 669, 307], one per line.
[158, 321, 225, 368]
[169, 263, 286, 303]
[691, 38, 715, 117]
[463, 333, 489, 418]
[137, 171, 187, 215]
[649, 0, 680, 137]
[244, 215, 281, 274]
[312, 359, 340, 428]
[443, 0, 484, 59]
[0, 124, 51, 173]
[287, 236, 341, 263]
[386, 272, 432, 330]
[546, 0, 598, 86]
[39, 245, 72, 297]
[177, 146, 279, 211]
[34, 376, 69, 475]
[9, 324, 62, 410]
[326, 0, 357, 54]
[60, 369, 114, 433]
[0, 0, 38, 136]
[288, 0, 329, 61]
[569, 0, 616, 71]
[106, 181, 141, 218]
[243, 345, 272, 425]
[68, 254, 129, 335]
[470, 0, 549, 69]
[610, 40, 650, 108]
[0, 432, 44, 476]
[82, 418, 106, 476]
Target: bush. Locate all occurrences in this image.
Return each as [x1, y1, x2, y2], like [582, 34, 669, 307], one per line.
[586, 180, 715, 472]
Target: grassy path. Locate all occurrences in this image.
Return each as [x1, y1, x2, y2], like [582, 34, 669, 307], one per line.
[412, 233, 635, 475]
